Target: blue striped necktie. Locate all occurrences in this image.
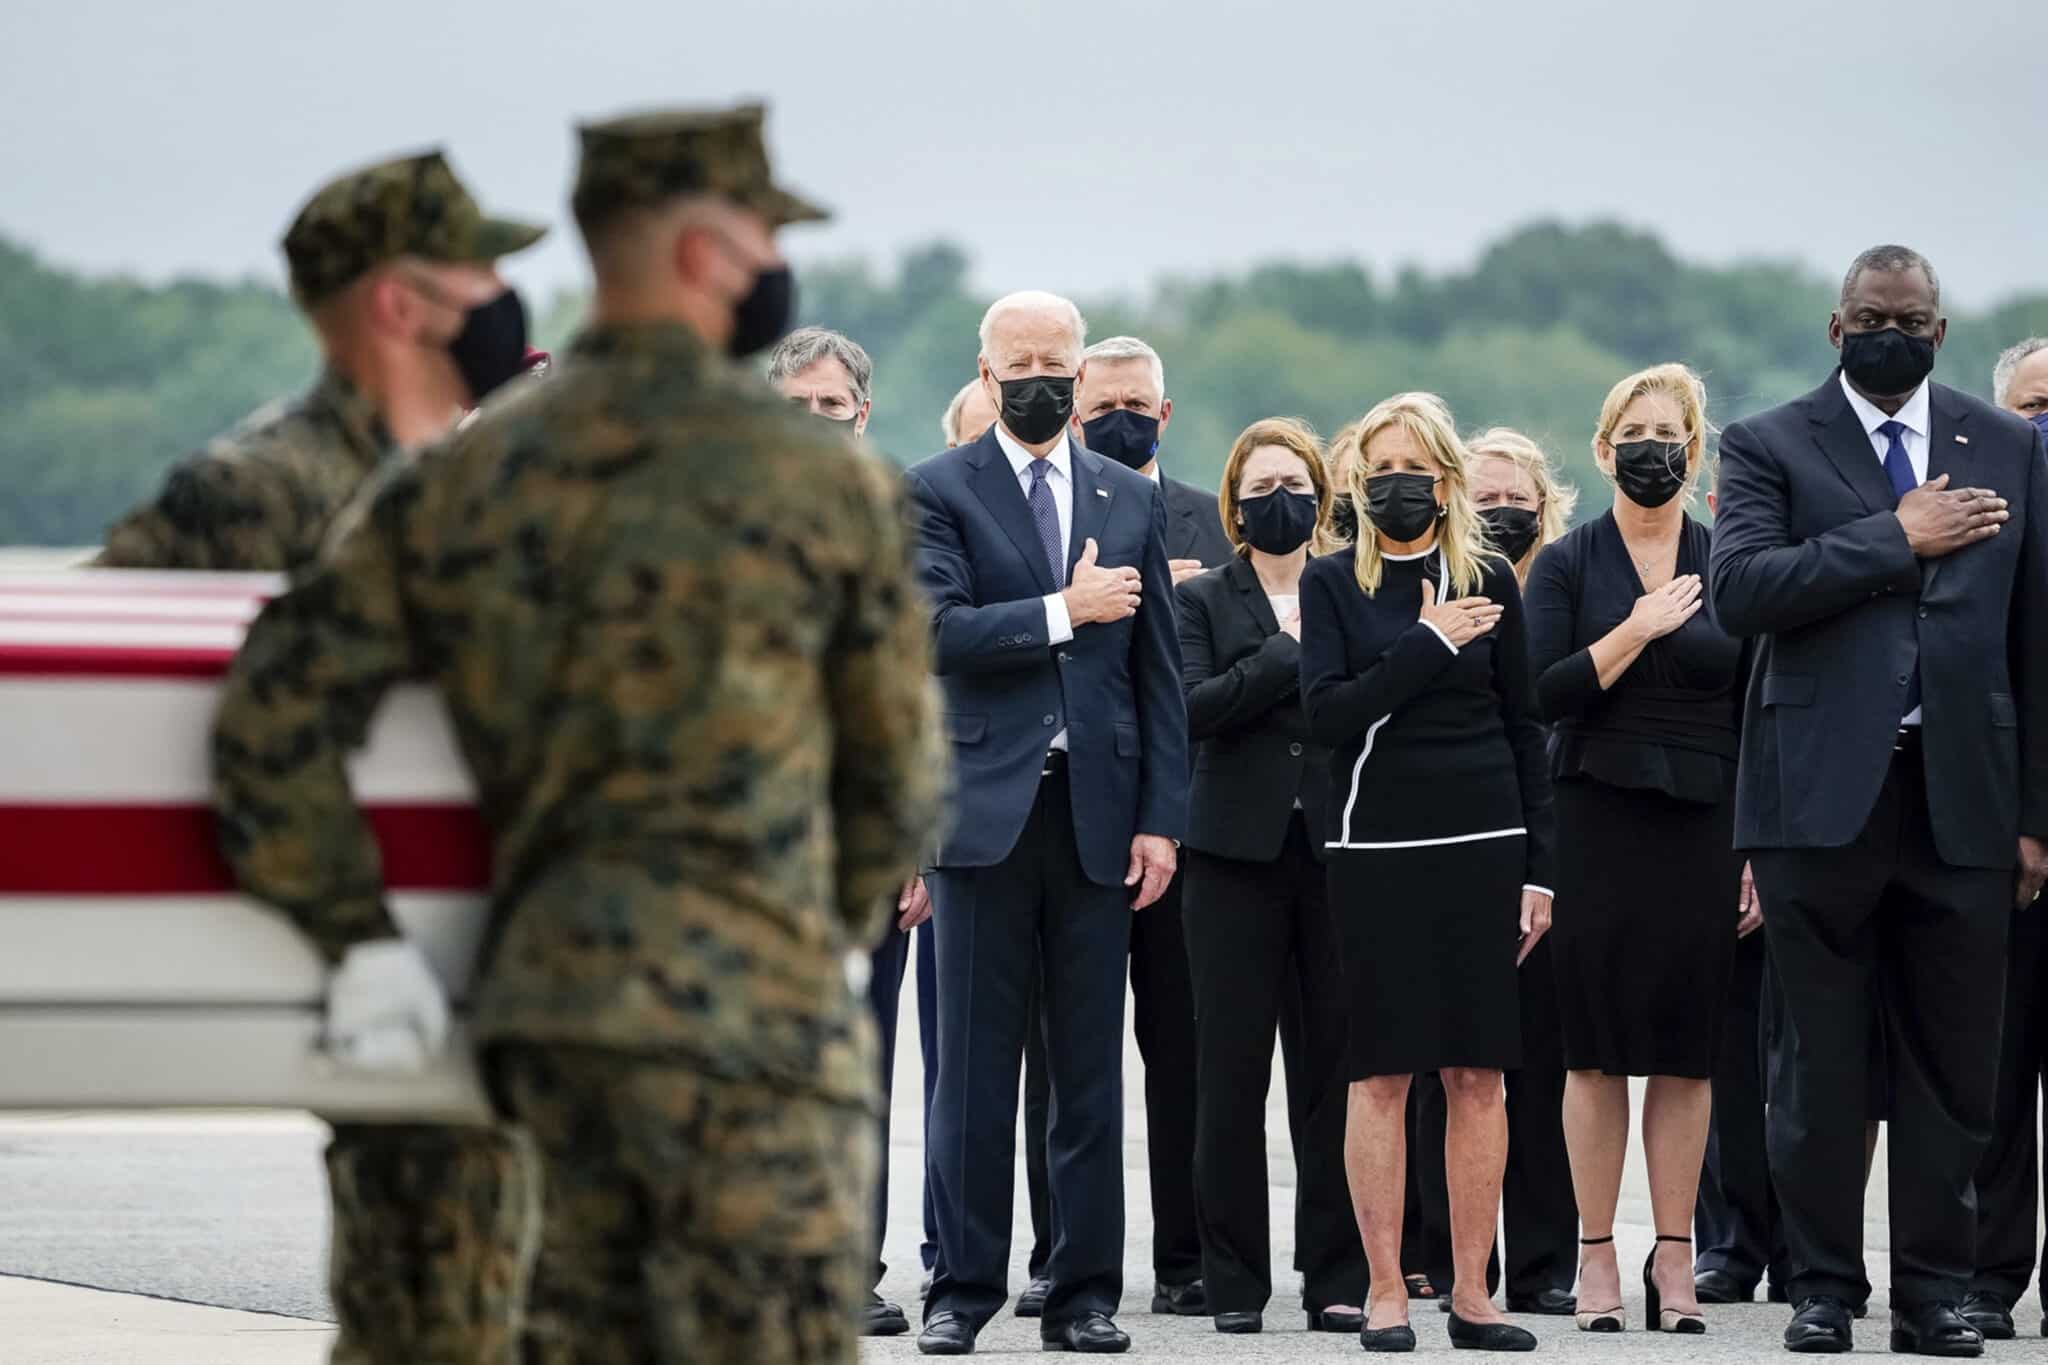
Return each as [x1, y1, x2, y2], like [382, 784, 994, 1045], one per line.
[1879, 419, 1922, 718]
[1027, 458, 1065, 587]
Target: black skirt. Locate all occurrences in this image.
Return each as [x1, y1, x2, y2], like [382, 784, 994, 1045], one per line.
[1551, 777, 1742, 1078]
[1329, 835, 1525, 1079]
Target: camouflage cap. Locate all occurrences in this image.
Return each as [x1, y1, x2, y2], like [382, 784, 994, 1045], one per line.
[281, 150, 547, 306]
[571, 102, 829, 233]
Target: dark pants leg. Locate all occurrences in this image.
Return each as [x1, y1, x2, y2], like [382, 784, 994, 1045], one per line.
[1970, 904, 2045, 1307]
[1752, 758, 2009, 1308]
[1502, 935, 1577, 1299]
[918, 920, 940, 1274]
[1023, 967, 1053, 1281]
[925, 768, 1130, 1333]
[1131, 868, 1203, 1287]
[1695, 931, 1786, 1293]
[867, 926, 912, 1290]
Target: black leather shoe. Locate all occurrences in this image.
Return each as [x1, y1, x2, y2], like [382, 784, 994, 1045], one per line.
[1151, 1278, 1207, 1315]
[1785, 1296, 1854, 1353]
[1695, 1269, 1755, 1304]
[1042, 1311, 1130, 1353]
[917, 1310, 976, 1355]
[1445, 1310, 1538, 1351]
[1015, 1277, 1052, 1318]
[1507, 1288, 1578, 1315]
[1889, 1302, 1984, 1357]
[1958, 1292, 2014, 1341]
[1307, 1305, 1365, 1332]
[1360, 1323, 1417, 1352]
[1214, 1311, 1261, 1333]
[864, 1294, 910, 1336]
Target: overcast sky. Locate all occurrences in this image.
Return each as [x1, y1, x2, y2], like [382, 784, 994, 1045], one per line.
[6, 0, 2043, 308]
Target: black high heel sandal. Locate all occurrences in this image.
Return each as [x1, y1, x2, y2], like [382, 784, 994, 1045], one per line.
[1644, 1234, 1706, 1335]
[1574, 1235, 1625, 1333]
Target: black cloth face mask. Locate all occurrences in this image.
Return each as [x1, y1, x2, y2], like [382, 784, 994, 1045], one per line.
[1081, 409, 1161, 471]
[1479, 506, 1541, 563]
[996, 375, 1076, 444]
[1364, 472, 1442, 543]
[727, 264, 795, 359]
[1329, 493, 1359, 543]
[1237, 489, 1319, 555]
[1839, 325, 1937, 396]
[447, 289, 530, 404]
[1611, 439, 1689, 509]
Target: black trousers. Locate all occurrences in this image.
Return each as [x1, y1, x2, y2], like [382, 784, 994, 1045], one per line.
[1970, 902, 2047, 1309]
[1130, 865, 1203, 1286]
[1181, 817, 1366, 1314]
[1751, 752, 2009, 1308]
[1695, 931, 1790, 1295]
[925, 764, 1132, 1331]
[867, 924, 913, 1289]
[1411, 936, 1577, 1299]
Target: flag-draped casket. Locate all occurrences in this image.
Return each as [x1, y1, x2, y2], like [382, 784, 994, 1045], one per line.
[0, 570, 491, 1119]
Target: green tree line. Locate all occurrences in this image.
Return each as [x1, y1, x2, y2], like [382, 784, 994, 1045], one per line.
[6, 223, 2045, 546]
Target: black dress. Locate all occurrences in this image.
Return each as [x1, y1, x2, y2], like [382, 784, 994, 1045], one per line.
[1524, 511, 1745, 1078]
[1299, 546, 1555, 1080]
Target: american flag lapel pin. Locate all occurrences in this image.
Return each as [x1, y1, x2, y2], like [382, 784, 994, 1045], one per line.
[1095, 487, 1111, 497]
[1955, 435, 1970, 444]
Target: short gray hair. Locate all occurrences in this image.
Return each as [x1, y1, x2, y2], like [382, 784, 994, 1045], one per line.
[1993, 337, 2048, 406]
[1081, 335, 1165, 394]
[977, 290, 1086, 360]
[1841, 244, 1942, 310]
[767, 326, 873, 406]
[941, 379, 980, 446]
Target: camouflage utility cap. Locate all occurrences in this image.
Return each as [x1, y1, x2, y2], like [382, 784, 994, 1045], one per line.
[572, 102, 829, 231]
[283, 150, 546, 305]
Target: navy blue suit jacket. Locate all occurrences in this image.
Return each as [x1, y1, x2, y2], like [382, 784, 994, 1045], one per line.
[905, 427, 1188, 887]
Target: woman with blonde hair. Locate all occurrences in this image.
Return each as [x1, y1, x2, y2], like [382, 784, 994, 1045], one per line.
[1468, 428, 1579, 584]
[1523, 363, 1748, 1336]
[1300, 392, 1554, 1353]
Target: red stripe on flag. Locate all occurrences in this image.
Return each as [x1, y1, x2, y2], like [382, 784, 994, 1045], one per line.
[0, 645, 238, 679]
[0, 804, 490, 894]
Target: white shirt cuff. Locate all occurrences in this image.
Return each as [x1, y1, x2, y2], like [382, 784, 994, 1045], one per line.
[1420, 620, 1459, 654]
[1043, 592, 1074, 645]
[1522, 884, 1554, 899]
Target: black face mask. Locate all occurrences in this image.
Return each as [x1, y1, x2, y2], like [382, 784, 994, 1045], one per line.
[996, 375, 1076, 444]
[1479, 506, 1541, 563]
[727, 264, 795, 359]
[1329, 493, 1359, 543]
[1081, 409, 1161, 471]
[1611, 439, 1689, 509]
[1839, 325, 1937, 397]
[1237, 489, 1320, 555]
[447, 289, 530, 404]
[1364, 472, 1442, 544]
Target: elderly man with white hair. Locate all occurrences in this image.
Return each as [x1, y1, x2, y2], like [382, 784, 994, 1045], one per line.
[906, 291, 1188, 1355]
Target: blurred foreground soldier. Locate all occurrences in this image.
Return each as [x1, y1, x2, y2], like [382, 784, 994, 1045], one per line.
[101, 150, 545, 1365]
[212, 103, 943, 1365]
[100, 151, 543, 573]
[1963, 339, 2048, 1342]
[1711, 246, 2048, 1358]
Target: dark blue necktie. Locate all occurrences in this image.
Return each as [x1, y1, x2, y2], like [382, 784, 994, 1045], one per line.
[1027, 458, 1065, 587]
[1879, 419, 1922, 718]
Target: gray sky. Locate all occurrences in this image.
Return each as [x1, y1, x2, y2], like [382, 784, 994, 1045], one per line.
[6, 0, 2044, 307]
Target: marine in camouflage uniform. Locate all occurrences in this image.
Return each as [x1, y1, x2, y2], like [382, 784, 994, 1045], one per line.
[211, 103, 945, 1364]
[100, 151, 550, 1364]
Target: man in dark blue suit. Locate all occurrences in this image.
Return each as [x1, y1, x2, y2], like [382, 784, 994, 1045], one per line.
[1711, 246, 2048, 1358]
[908, 290, 1188, 1356]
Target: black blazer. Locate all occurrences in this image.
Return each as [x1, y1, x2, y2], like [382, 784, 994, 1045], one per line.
[1709, 371, 2048, 869]
[1162, 474, 1235, 567]
[1177, 555, 1330, 862]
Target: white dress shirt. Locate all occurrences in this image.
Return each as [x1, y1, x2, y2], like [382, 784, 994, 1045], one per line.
[1840, 373, 1931, 725]
[995, 424, 1076, 749]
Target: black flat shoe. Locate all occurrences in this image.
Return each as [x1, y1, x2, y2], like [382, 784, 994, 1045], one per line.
[863, 1294, 910, 1336]
[1151, 1278, 1207, 1316]
[918, 1310, 976, 1356]
[1308, 1306, 1365, 1332]
[1359, 1321, 1417, 1352]
[1446, 1310, 1537, 1351]
[1042, 1311, 1130, 1353]
[1958, 1292, 2013, 1341]
[1015, 1277, 1051, 1319]
[1785, 1296, 1853, 1354]
[1694, 1269, 1754, 1304]
[1214, 1311, 1261, 1334]
[1889, 1301, 1984, 1357]
[1507, 1288, 1577, 1316]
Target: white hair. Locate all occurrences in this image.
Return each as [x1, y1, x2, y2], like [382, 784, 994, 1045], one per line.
[976, 290, 1087, 360]
[1993, 337, 2048, 407]
[1081, 335, 1165, 395]
[940, 379, 979, 446]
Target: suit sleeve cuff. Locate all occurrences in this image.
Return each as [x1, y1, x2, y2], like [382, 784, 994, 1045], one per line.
[1522, 884, 1554, 899]
[1043, 592, 1074, 645]
[1420, 620, 1459, 654]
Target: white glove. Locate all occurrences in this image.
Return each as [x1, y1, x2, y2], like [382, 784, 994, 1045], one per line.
[323, 938, 451, 1075]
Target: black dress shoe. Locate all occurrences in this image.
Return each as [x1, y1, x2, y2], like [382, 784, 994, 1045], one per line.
[917, 1310, 975, 1356]
[1958, 1292, 2014, 1341]
[1694, 1269, 1755, 1304]
[1506, 1288, 1578, 1315]
[1445, 1310, 1538, 1351]
[1307, 1305, 1365, 1332]
[1042, 1311, 1130, 1353]
[1890, 1302, 1984, 1357]
[1015, 1277, 1052, 1318]
[1785, 1296, 1854, 1354]
[1213, 1311, 1261, 1334]
[864, 1294, 910, 1336]
[1359, 1321, 1417, 1352]
[1151, 1278, 1207, 1315]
